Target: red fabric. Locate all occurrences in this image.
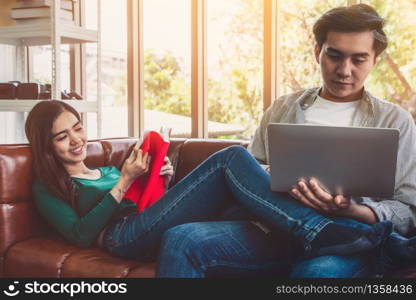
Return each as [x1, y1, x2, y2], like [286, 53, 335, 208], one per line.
[124, 131, 170, 213]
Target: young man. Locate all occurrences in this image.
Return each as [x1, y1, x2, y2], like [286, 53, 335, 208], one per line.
[249, 5, 416, 236]
[249, 4, 416, 236]
[156, 4, 416, 278]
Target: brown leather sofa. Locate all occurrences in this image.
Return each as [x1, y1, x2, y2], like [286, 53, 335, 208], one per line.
[1, 138, 415, 278]
[0, 138, 248, 278]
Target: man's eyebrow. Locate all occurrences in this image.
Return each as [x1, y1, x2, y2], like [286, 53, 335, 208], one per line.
[326, 47, 369, 57]
[352, 52, 370, 57]
[52, 121, 81, 138]
[326, 47, 344, 55]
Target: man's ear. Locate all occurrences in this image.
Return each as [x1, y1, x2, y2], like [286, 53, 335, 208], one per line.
[314, 44, 321, 64]
[373, 53, 379, 65]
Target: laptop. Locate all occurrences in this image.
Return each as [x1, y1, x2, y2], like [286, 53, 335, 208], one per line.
[267, 123, 399, 198]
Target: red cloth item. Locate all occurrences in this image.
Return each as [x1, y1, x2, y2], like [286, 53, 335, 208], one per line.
[124, 130, 170, 213]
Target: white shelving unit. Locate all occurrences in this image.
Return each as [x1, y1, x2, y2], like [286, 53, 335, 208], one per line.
[0, 22, 98, 46]
[0, 99, 98, 112]
[0, 0, 102, 137]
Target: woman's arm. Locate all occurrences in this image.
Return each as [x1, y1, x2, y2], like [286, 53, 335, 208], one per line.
[33, 181, 121, 248]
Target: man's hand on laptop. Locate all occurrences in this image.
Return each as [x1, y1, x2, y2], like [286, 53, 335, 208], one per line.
[290, 178, 351, 216]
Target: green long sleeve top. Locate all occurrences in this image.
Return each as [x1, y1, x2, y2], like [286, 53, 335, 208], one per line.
[32, 166, 137, 248]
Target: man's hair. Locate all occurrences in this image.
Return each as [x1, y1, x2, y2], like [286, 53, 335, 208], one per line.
[313, 4, 388, 56]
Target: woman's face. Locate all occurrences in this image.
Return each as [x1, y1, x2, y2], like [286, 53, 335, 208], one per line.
[51, 110, 87, 165]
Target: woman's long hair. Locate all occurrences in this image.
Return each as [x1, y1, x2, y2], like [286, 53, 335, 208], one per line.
[25, 100, 82, 213]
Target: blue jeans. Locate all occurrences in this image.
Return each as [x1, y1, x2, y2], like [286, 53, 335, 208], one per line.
[103, 146, 373, 271]
[156, 221, 375, 278]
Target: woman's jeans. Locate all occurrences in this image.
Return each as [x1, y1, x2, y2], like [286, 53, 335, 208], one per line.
[103, 146, 374, 276]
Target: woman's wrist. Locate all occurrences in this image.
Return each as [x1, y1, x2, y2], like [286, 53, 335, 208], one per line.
[110, 176, 133, 203]
[119, 174, 134, 188]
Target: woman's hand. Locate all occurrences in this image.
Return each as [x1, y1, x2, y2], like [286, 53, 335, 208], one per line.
[121, 147, 151, 184]
[110, 147, 151, 203]
[160, 156, 174, 188]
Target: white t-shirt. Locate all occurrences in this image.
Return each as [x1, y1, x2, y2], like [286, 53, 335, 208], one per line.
[304, 95, 361, 127]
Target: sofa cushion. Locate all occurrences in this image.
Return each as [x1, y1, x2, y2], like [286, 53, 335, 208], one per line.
[83, 141, 106, 168]
[0, 145, 33, 204]
[60, 248, 155, 278]
[100, 139, 136, 170]
[5, 236, 155, 278]
[4, 236, 78, 277]
[0, 201, 48, 255]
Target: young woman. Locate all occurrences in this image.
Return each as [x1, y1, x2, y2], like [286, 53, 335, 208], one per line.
[25, 100, 415, 277]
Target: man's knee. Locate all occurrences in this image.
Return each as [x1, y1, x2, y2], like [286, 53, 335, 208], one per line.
[290, 255, 370, 278]
[161, 223, 212, 254]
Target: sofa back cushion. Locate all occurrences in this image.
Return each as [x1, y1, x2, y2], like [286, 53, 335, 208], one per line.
[173, 139, 248, 185]
[0, 144, 45, 257]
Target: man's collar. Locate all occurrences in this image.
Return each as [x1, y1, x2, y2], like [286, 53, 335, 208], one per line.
[360, 88, 376, 122]
[296, 87, 375, 112]
[295, 88, 320, 109]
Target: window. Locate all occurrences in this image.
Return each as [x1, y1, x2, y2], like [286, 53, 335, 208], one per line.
[85, 0, 128, 139]
[207, 0, 263, 139]
[143, 0, 192, 138]
[278, 0, 348, 95]
[31, 45, 71, 91]
[0, 45, 19, 144]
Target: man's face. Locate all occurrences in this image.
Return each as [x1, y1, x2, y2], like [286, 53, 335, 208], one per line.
[315, 30, 377, 102]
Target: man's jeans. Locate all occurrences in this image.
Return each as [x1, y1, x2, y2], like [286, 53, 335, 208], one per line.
[156, 221, 375, 278]
[103, 146, 375, 276]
